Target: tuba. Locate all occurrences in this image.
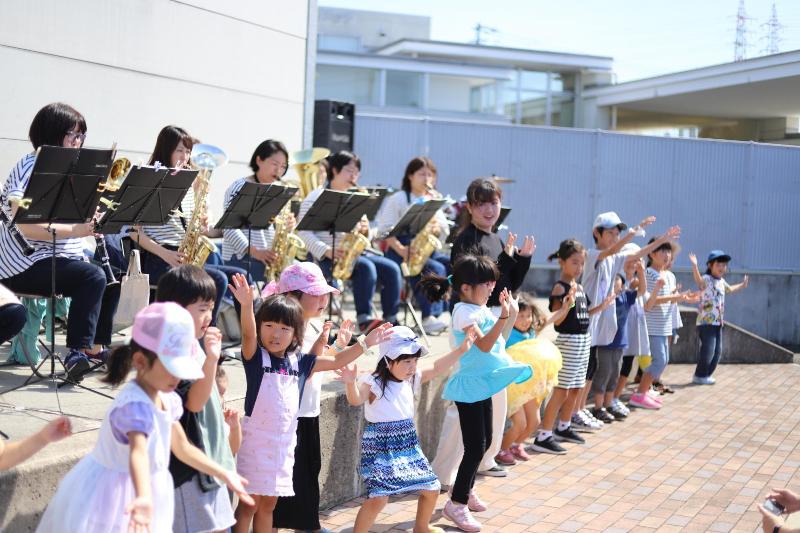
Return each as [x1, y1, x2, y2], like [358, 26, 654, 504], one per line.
[288, 147, 330, 199]
[264, 203, 307, 281]
[178, 144, 227, 267]
[332, 215, 371, 281]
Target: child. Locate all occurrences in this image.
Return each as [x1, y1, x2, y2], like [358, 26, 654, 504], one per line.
[336, 325, 478, 533]
[497, 293, 564, 463]
[418, 254, 532, 532]
[36, 302, 252, 532]
[531, 239, 615, 456]
[0, 416, 71, 471]
[631, 240, 693, 409]
[269, 262, 348, 533]
[689, 250, 750, 385]
[216, 366, 242, 455]
[591, 265, 645, 422]
[156, 265, 238, 533]
[228, 274, 392, 533]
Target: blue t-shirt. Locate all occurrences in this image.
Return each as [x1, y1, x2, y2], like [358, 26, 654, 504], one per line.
[242, 347, 316, 417]
[506, 327, 535, 348]
[605, 290, 637, 349]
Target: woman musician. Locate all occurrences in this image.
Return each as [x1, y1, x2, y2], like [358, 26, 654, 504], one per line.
[0, 103, 120, 382]
[131, 125, 249, 322]
[220, 139, 289, 281]
[297, 150, 402, 333]
[375, 156, 451, 335]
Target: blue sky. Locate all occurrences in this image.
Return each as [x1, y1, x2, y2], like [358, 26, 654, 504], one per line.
[318, 0, 800, 81]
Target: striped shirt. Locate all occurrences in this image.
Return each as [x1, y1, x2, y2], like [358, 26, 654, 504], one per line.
[644, 267, 675, 336]
[142, 191, 194, 246]
[297, 187, 350, 260]
[220, 176, 275, 261]
[0, 153, 87, 279]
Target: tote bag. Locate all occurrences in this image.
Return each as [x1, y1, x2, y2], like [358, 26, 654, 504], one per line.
[113, 250, 150, 331]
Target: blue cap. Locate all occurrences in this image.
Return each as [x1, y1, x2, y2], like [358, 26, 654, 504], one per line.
[707, 250, 731, 263]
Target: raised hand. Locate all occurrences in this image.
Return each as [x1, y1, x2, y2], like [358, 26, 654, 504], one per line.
[742, 274, 749, 288]
[563, 285, 576, 308]
[665, 225, 681, 240]
[42, 416, 72, 443]
[639, 216, 656, 228]
[519, 235, 536, 257]
[221, 470, 254, 507]
[499, 287, 511, 317]
[223, 407, 240, 428]
[317, 321, 333, 346]
[336, 319, 354, 348]
[688, 253, 698, 267]
[365, 322, 394, 347]
[334, 363, 358, 383]
[204, 327, 223, 362]
[125, 496, 153, 533]
[228, 273, 253, 307]
[504, 233, 517, 256]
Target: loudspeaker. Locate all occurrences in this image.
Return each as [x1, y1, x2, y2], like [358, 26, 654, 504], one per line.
[313, 100, 355, 153]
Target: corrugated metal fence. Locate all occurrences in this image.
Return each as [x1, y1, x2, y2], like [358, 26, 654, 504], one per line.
[355, 114, 800, 272]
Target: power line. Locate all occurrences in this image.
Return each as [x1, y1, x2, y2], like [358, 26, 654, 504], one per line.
[734, 0, 752, 61]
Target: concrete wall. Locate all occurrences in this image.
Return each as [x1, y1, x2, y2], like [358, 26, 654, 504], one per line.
[0, 0, 310, 219]
[318, 6, 430, 52]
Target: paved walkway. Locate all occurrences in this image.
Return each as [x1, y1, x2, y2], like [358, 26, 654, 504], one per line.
[320, 364, 800, 533]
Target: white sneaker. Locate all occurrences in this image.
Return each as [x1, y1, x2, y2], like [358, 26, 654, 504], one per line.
[611, 398, 631, 416]
[422, 316, 448, 335]
[582, 408, 604, 429]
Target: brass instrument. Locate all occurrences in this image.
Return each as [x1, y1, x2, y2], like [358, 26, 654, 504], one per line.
[332, 214, 371, 281]
[178, 144, 227, 267]
[94, 157, 132, 286]
[264, 204, 307, 281]
[287, 147, 330, 199]
[401, 185, 443, 277]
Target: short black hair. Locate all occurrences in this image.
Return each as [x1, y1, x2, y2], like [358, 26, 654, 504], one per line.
[28, 102, 86, 150]
[249, 139, 289, 175]
[255, 294, 305, 352]
[156, 265, 217, 306]
[328, 150, 361, 180]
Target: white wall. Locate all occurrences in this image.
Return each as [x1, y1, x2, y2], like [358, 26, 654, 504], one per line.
[0, 0, 310, 217]
[318, 6, 430, 51]
[428, 75, 472, 112]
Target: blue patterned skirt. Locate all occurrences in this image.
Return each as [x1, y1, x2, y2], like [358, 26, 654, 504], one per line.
[360, 418, 441, 497]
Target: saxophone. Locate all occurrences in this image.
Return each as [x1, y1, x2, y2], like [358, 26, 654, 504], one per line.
[332, 215, 371, 281]
[178, 144, 227, 267]
[264, 204, 307, 281]
[401, 187, 443, 277]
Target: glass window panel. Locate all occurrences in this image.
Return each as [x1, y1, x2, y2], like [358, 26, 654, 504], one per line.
[429, 75, 472, 112]
[518, 90, 548, 125]
[519, 70, 549, 91]
[551, 95, 575, 127]
[315, 65, 379, 106]
[386, 70, 422, 108]
[318, 34, 361, 53]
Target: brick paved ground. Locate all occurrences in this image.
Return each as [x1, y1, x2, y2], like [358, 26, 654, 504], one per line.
[319, 364, 800, 533]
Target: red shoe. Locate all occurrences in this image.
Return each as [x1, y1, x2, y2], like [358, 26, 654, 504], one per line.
[495, 449, 516, 466]
[510, 443, 531, 461]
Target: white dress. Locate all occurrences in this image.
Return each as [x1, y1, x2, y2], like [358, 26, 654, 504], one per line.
[37, 382, 182, 533]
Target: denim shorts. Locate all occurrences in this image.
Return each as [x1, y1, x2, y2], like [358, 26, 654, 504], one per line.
[647, 335, 670, 378]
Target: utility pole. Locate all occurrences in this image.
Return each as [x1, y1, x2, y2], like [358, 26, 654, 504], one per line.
[734, 0, 750, 61]
[761, 1, 782, 55]
[473, 23, 499, 45]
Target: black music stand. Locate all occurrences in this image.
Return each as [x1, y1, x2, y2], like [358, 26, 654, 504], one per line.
[4, 146, 114, 403]
[493, 206, 511, 233]
[214, 182, 297, 282]
[348, 186, 393, 220]
[296, 190, 380, 321]
[387, 200, 446, 345]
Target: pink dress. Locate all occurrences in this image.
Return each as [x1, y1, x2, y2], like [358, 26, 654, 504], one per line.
[237, 349, 304, 496]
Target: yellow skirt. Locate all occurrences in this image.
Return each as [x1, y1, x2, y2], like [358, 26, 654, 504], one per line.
[506, 338, 563, 416]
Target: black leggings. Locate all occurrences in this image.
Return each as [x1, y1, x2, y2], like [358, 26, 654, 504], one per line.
[452, 398, 493, 504]
[586, 346, 598, 380]
[0, 303, 26, 344]
[620, 355, 635, 377]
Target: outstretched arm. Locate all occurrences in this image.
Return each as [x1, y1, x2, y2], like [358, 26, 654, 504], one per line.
[728, 275, 749, 293]
[688, 253, 706, 290]
[229, 273, 258, 361]
[335, 364, 372, 406]
[0, 416, 72, 471]
[421, 326, 478, 383]
[313, 322, 393, 373]
[597, 216, 657, 262]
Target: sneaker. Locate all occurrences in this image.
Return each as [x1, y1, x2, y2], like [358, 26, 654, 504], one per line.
[692, 375, 716, 385]
[530, 435, 567, 455]
[611, 398, 631, 416]
[629, 392, 661, 410]
[570, 412, 596, 433]
[606, 404, 628, 420]
[477, 465, 507, 477]
[468, 490, 488, 512]
[591, 407, 616, 423]
[646, 390, 664, 404]
[554, 427, 586, 444]
[422, 316, 448, 335]
[510, 443, 531, 461]
[86, 348, 109, 363]
[495, 449, 516, 466]
[443, 500, 482, 532]
[582, 408, 605, 428]
[64, 351, 90, 383]
[654, 381, 674, 394]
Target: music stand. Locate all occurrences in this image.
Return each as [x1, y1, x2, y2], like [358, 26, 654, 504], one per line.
[214, 182, 297, 281]
[296, 190, 379, 321]
[386, 200, 446, 345]
[4, 145, 114, 403]
[493, 207, 511, 233]
[348, 186, 393, 220]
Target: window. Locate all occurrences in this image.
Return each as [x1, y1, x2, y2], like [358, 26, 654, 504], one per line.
[318, 34, 361, 53]
[386, 71, 422, 108]
[315, 65, 380, 106]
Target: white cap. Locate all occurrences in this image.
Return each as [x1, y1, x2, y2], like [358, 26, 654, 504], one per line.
[378, 326, 429, 361]
[593, 211, 627, 231]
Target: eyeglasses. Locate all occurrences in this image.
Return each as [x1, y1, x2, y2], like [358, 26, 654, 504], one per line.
[64, 131, 86, 143]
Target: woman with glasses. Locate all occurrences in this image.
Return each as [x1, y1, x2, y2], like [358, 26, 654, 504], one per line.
[297, 150, 402, 333]
[221, 139, 289, 281]
[0, 102, 121, 382]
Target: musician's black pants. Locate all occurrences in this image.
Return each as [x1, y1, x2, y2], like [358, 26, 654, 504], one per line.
[0, 303, 26, 344]
[1, 258, 120, 348]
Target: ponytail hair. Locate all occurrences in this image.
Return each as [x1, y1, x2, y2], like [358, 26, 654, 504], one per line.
[417, 253, 498, 303]
[102, 340, 157, 386]
[547, 238, 586, 262]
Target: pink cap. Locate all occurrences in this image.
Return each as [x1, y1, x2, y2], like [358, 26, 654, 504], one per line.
[261, 262, 340, 298]
[131, 302, 204, 380]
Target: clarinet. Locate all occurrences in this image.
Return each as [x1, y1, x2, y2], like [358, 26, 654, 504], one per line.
[0, 207, 35, 256]
[94, 231, 119, 286]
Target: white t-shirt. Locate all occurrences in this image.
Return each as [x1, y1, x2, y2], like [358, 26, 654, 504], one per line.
[297, 318, 323, 418]
[358, 370, 421, 423]
[583, 248, 628, 347]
